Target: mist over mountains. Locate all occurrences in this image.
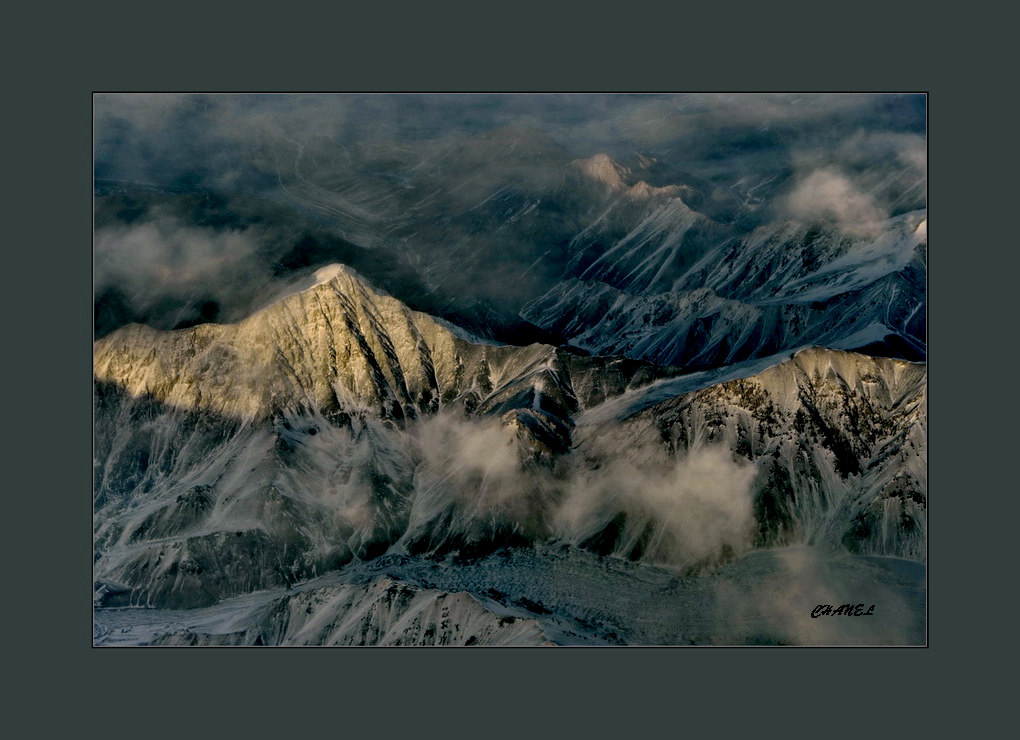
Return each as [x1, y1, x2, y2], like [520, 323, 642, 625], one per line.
[94, 94, 925, 349]
[93, 94, 926, 646]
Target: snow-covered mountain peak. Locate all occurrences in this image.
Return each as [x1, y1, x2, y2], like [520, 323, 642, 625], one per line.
[312, 262, 360, 286]
[258, 262, 391, 313]
[94, 262, 469, 420]
[94, 260, 576, 426]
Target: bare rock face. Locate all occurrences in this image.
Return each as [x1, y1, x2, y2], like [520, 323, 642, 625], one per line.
[95, 264, 526, 422]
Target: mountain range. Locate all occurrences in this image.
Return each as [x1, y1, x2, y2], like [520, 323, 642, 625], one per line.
[95, 258, 925, 644]
[94, 100, 927, 645]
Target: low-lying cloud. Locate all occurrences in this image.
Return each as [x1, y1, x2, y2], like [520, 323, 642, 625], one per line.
[399, 411, 757, 568]
[556, 445, 757, 565]
[783, 167, 888, 235]
[94, 210, 278, 330]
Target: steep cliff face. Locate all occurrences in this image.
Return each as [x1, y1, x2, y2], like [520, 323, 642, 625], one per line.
[94, 264, 926, 618]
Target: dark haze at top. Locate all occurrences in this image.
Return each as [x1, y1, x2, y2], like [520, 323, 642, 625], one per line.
[94, 93, 926, 365]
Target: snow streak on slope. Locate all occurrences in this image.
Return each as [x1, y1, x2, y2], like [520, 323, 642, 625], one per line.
[95, 575, 550, 646]
[676, 211, 926, 304]
[523, 210, 926, 370]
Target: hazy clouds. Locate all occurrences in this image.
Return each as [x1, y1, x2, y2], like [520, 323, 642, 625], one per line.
[94, 93, 926, 336]
[94, 210, 278, 329]
[556, 445, 757, 565]
[399, 410, 757, 568]
[711, 546, 923, 645]
[95, 93, 926, 188]
[780, 125, 927, 233]
[783, 168, 888, 235]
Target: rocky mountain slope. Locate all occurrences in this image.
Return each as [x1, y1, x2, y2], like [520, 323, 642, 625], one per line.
[522, 186, 926, 369]
[575, 347, 926, 561]
[94, 546, 925, 647]
[94, 265, 926, 626]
